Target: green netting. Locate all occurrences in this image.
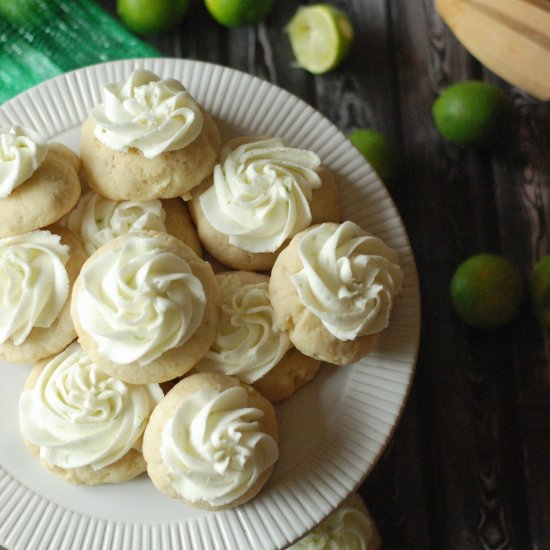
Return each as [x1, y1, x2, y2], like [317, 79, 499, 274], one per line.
[0, 0, 160, 104]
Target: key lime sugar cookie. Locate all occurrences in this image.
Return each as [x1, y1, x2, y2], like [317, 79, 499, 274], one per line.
[194, 271, 320, 402]
[71, 231, 220, 384]
[188, 136, 341, 270]
[269, 221, 404, 365]
[80, 69, 221, 201]
[288, 492, 381, 549]
[0, 224, 87, 364]
[19, 341, 163, 485]
[0, 126, 81, 237]
[143, 372, 279, 510]
[68, 192, 201, 256]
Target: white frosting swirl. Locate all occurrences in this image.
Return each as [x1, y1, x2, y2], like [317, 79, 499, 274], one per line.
[19, 341, 163, 470]
[199, 137, 322, 253]
[76, 234, 206, 366]
[0, 230, 69, 345]
[0, 126, 49, 198]
[290, 222, 403, 340]
[68, 191, 167, 255]
[195, 275, 291, 383]
[289, 499, 376, 549]
[161, 386, 278, 507]
[91, 69, 203, 159]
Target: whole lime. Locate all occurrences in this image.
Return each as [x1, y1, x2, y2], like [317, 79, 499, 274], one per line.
[432, 80, 512, 147]
[347, 128, 402, 181]
[204, 0, 274, 27]
[450, 253, 524, 329]
[530, 255, 550, 328]
[117, 0, 190, 35]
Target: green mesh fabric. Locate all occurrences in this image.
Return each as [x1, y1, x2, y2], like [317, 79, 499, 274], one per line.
[0, 0, 159, 104]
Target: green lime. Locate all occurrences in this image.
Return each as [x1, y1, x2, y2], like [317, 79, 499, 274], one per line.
[286, 3, 354, 74]
[530, 255, 550, 328]
[432, 80, 513, 147]
[450, 253, 524, 329]
[347, 128, 402, 181]
[117, 0, 190, 35]
[204, 0, 274, 27]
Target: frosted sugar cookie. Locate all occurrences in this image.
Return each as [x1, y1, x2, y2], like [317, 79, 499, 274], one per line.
[0, 224, 87, 364]
[143, 372, 279, 510]
[0, 126, 81, 237]
[288, 493, 381, 549]
[80, 69, 221, 201]
[68, 191, 201, 256]
[188, 136, 341, 270]
[71, 231, 220, 384]
[19, 341, 163, 485]
[269, 221, 404, 365]
[194, 271, 320, 402]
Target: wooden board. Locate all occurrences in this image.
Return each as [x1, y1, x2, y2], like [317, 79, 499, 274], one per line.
[2, 0, 548, 548]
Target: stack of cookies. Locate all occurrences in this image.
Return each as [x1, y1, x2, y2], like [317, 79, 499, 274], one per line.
[2, 69, 404, 511]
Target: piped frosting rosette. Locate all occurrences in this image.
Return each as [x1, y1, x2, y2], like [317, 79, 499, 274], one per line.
[291, 221, 404, 340]
[19, 341, 163, 480]
[0, 230, 69, 346]
[68, 191, 167, 255]
[288, 493, 381, 549]
[195, 272, 291, 384]
[198, 136, 323, 253]
[143, 373, 279, 509]
[0, 126, 48, 198]
[80, 69, 220, 201]
[91, 69, 203, 158]
[270, 221, 404, 365]
[0, 127, 81, 238]
[71, 231, 220, 384]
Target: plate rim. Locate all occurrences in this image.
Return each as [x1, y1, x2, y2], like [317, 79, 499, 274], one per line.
[0, 57, 421, 550]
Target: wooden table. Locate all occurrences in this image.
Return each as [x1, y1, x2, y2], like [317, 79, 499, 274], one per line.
[2, 1, 548, 548]
[133, 1, 550, 548]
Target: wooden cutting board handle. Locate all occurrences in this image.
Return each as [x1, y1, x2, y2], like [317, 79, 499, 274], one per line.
[436, 0, 550, 100]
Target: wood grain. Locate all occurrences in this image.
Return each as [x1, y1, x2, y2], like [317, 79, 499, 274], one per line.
[2, 1, 547, 549]
[88, 1, 550, 548]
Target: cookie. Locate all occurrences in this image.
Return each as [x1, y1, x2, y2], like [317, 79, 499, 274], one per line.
[269, 222, 404, 365]
[80, 69, 221, 201]
[0, 125, 81, 238]
[194, 271, 320, 401]
[143, 372, 279, 510]
[19, 341, 162, 485]
[288, 493, 381, 549]
[68, 192, 201, 256]
[71, 231, 220, 384]
[188, 136, 341, 271]
[0, 224, 87, 364]
[252, 346, 320, 403]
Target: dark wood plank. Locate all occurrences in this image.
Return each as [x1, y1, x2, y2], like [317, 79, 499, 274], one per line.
[388, 1, 537, 549]
[2, 2, 547, 550]
[484, 70, 550, 549]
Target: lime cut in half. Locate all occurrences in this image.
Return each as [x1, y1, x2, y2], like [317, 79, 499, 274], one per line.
[286, 3, 354, 74]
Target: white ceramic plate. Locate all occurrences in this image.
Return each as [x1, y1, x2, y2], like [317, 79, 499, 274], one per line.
[0, 58, 420, 550]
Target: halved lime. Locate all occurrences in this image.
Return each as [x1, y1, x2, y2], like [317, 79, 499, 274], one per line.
[286, 4, 354, 74]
